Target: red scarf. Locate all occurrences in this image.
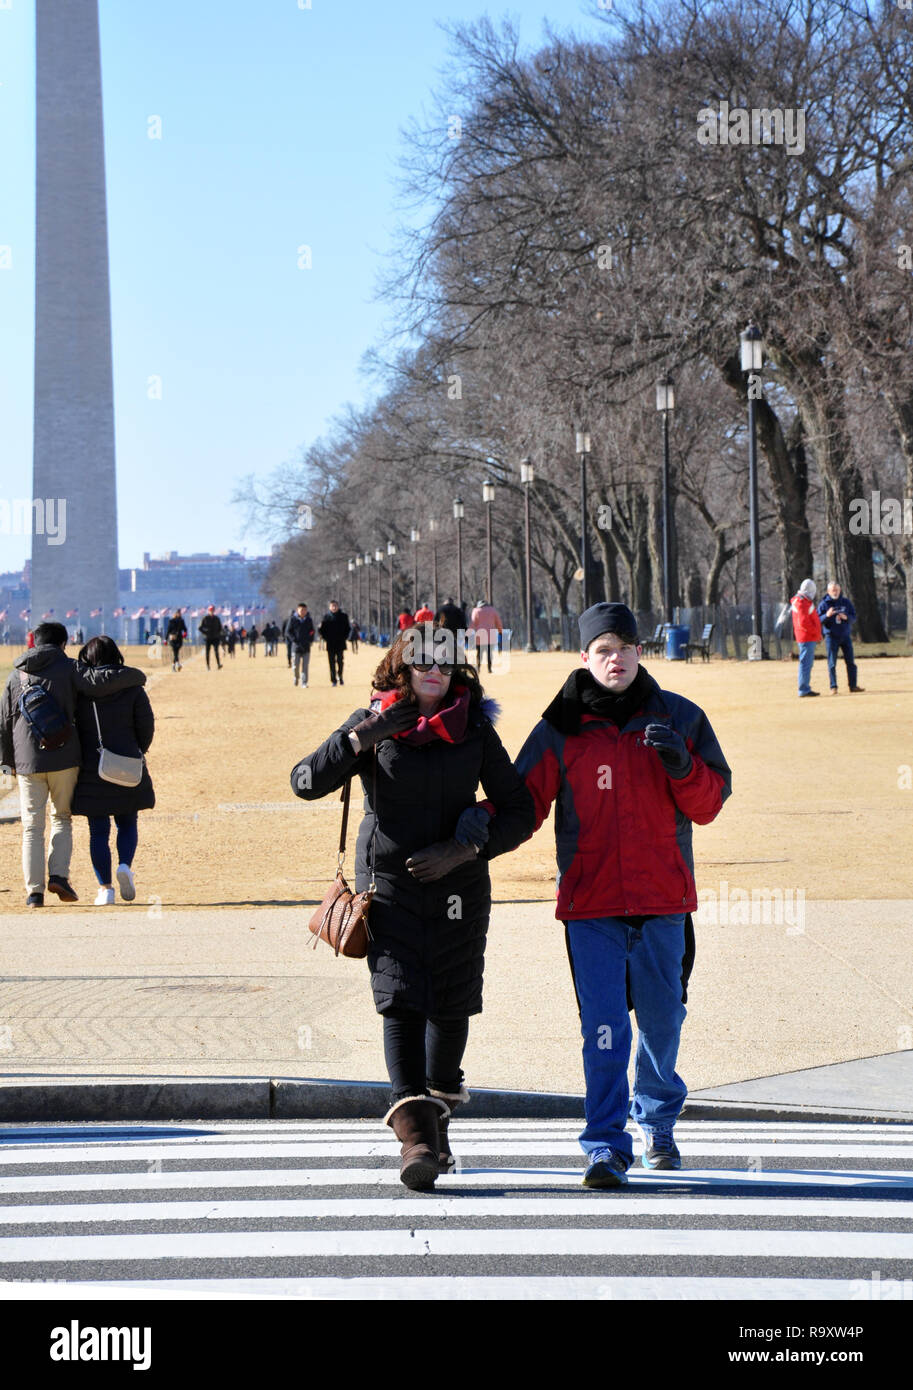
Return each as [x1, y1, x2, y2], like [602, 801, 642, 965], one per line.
[375, 684, 471, 746]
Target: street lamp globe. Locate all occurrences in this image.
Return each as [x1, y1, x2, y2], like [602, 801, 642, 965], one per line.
[656, 375, 675, 412]
[482, 481, 495, 504]
[740, 322, 764, 373]
[452, 497, 464, 521]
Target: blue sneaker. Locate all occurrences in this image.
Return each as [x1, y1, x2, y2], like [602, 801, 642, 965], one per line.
[637, 1123, 681, 1170]
[582, 1149, 630, 1188]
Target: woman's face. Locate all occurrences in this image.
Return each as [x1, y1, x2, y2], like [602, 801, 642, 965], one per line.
[408, 660, 453, 705]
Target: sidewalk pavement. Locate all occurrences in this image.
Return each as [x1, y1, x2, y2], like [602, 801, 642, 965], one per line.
[1, 899, 911, 1123]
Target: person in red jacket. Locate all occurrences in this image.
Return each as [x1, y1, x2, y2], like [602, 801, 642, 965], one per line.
[514, 602, 731, 1188]
[790, 578, 823, 697]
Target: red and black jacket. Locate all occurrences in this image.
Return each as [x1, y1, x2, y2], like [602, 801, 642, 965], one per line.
[515, 667, 731, 920]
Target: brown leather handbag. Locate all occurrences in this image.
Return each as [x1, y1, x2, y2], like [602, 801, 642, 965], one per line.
[308, 752, 377, 958]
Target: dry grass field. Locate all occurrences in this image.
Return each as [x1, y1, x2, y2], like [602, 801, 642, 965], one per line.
[1, 638, 911, 911]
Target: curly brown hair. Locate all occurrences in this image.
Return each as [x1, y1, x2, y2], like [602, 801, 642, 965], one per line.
[371, 628, 484, 705]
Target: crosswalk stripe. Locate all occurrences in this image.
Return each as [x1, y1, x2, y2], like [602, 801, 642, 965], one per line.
[1, 1165, 910, 1195]
[1, 1195, 911, 1224]
[0, 1275, 888, 1300]
[2, 1228, 911, 1260]
[1, 1139, 911, 1164]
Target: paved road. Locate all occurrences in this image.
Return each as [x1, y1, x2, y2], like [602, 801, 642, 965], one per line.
[0, 1118, 911, 1298]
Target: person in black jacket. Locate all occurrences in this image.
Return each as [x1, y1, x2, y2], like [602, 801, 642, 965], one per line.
[291, 628, 535, 1189]
[165, 610, 187, 671]
[199, 607, 223, 670]
[287, 604, 315, 687]
[247, 624, 259, 657]
[318, 599, 349, 686]
[0, 623, 147, 907]
[71, 636, 155, 906]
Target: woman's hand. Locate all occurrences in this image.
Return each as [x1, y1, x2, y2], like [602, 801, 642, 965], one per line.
[349, 701, 419, 751]
[454, 805, 491, 848]
[405, 839, 478, 882]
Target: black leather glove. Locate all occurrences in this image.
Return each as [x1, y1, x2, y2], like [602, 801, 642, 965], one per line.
[643, 721, 692, 778]
[405, 839, 478, 882]
[454, 805, 491, 848]
[349, 701, 419, 750]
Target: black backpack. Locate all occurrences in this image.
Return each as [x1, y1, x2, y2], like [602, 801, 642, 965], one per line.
[17, 673, 73, 751]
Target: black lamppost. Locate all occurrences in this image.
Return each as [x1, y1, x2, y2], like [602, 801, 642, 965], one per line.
[576, 429, 592, 610]
[740, 322, 765, 659]
[355, 555, 364, 625]
[482, 480, 495, 604]
[387, 540, 396, 633]
[348, 559, 355, 615]
[656, 376, 675, 625]
[374, 547, 384, 639]
[410, 527, 420, 611]
[363, 553, 373, 636]
[520, 457, 536, 651]
[453, 497, 464, 610]
[428, 518, 439, 612]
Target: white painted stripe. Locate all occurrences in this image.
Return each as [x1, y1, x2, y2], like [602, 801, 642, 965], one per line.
[0, 1276, 889, 1301]
[2, 1227, 911, 1261]
[1, 1140, 912, 1165]
[2, 1195, 911, 1225]
[3, 1122, 910, 1143]
[1, 1166, 910, 1196]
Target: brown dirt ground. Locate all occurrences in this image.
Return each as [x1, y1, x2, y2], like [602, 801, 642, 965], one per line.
[1, 640, 911, 912]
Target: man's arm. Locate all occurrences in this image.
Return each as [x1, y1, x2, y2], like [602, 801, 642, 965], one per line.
[514, 720, 563, 837]
[0, 675, 15, 772]
[72, 663, 146, 696]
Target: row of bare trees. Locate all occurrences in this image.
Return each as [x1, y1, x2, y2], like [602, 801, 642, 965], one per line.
[239, 0, 912, 643]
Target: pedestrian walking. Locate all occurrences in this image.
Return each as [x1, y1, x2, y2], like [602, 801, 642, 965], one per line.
[165, 609, 187, 671]
[71, 636, 155, 906]
[790, 579, 823, 697]
[291, 629, 535, 1188]
[349, 619, 360, 653]
[469, 599, 503, 674]
[282, 611, 296, 667]
[318, 599, 349, 686]
[248, 625, 259, 657]
[397, 609, 415, 632]
[199, 606, 223, 670]
[0, 622, 146, 907]
[226, 626, 237, 658]
[818, 581, 864, 694]
[514, 602, 731, 1187]
[288, 604, 315, 687]
[414, 601, 434, 624]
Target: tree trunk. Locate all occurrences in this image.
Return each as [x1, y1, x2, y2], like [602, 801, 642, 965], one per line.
[805, 396, 887, 642]
[720, 355, 813, 593]
[886, 395, 913, 646]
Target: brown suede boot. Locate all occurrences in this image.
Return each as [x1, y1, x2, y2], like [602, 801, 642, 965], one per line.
[384, 1096, 449, 1190]
[429, 1086, 470, 1172]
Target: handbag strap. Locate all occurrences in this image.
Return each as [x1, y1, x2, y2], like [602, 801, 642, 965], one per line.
[92, 702, 104, 751]
[338, 747, 378, 892]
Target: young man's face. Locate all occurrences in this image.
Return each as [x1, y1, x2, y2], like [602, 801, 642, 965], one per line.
[582, 632, 642, 691]
[329, 601, 338, 612]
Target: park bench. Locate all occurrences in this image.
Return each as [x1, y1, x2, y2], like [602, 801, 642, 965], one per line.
[642, 623, 666, 656]
[684, 622, 714, 662]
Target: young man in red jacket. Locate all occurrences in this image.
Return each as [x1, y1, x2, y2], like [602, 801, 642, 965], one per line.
[515, 603, 731, 1187]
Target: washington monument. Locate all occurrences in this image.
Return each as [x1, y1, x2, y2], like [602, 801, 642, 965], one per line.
[31, 0, 119, 635]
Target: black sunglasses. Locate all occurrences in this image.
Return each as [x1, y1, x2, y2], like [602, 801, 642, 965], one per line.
[412, 658, 455, 673]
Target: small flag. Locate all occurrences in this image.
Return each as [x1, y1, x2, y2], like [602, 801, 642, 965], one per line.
[19, 608, 31, 620]
[112, 607, 124, 617]
[90, 608, 102, 617]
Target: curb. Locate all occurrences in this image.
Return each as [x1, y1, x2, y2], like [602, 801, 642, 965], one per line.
[1, 1076, 911, 1124]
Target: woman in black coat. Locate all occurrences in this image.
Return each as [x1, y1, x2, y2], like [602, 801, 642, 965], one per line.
[291, 626, 534, 1189]
[165, 610, 186, 670]
[71, 636, 155, 907]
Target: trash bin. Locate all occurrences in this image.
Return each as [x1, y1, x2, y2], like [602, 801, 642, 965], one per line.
[665, 624, 690, 660]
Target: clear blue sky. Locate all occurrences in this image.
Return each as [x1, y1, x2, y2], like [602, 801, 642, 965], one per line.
[0, 0, 600, 574]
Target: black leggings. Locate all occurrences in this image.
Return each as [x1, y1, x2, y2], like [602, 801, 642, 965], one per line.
[382, 1009, 469, 1104]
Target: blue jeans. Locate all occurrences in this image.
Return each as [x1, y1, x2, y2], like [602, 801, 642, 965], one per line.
[797, 641, 817, 694]
[825, 631, 857, 689]
[88, 814, 139, 885]
[565, 916, 688, 1161]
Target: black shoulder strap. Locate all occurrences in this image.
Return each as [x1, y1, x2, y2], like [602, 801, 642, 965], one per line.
[337, 747, 378, 890]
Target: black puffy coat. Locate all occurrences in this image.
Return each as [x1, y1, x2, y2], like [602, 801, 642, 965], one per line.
[71, 680, 156, 818]
[291, 700, 535, 1018]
